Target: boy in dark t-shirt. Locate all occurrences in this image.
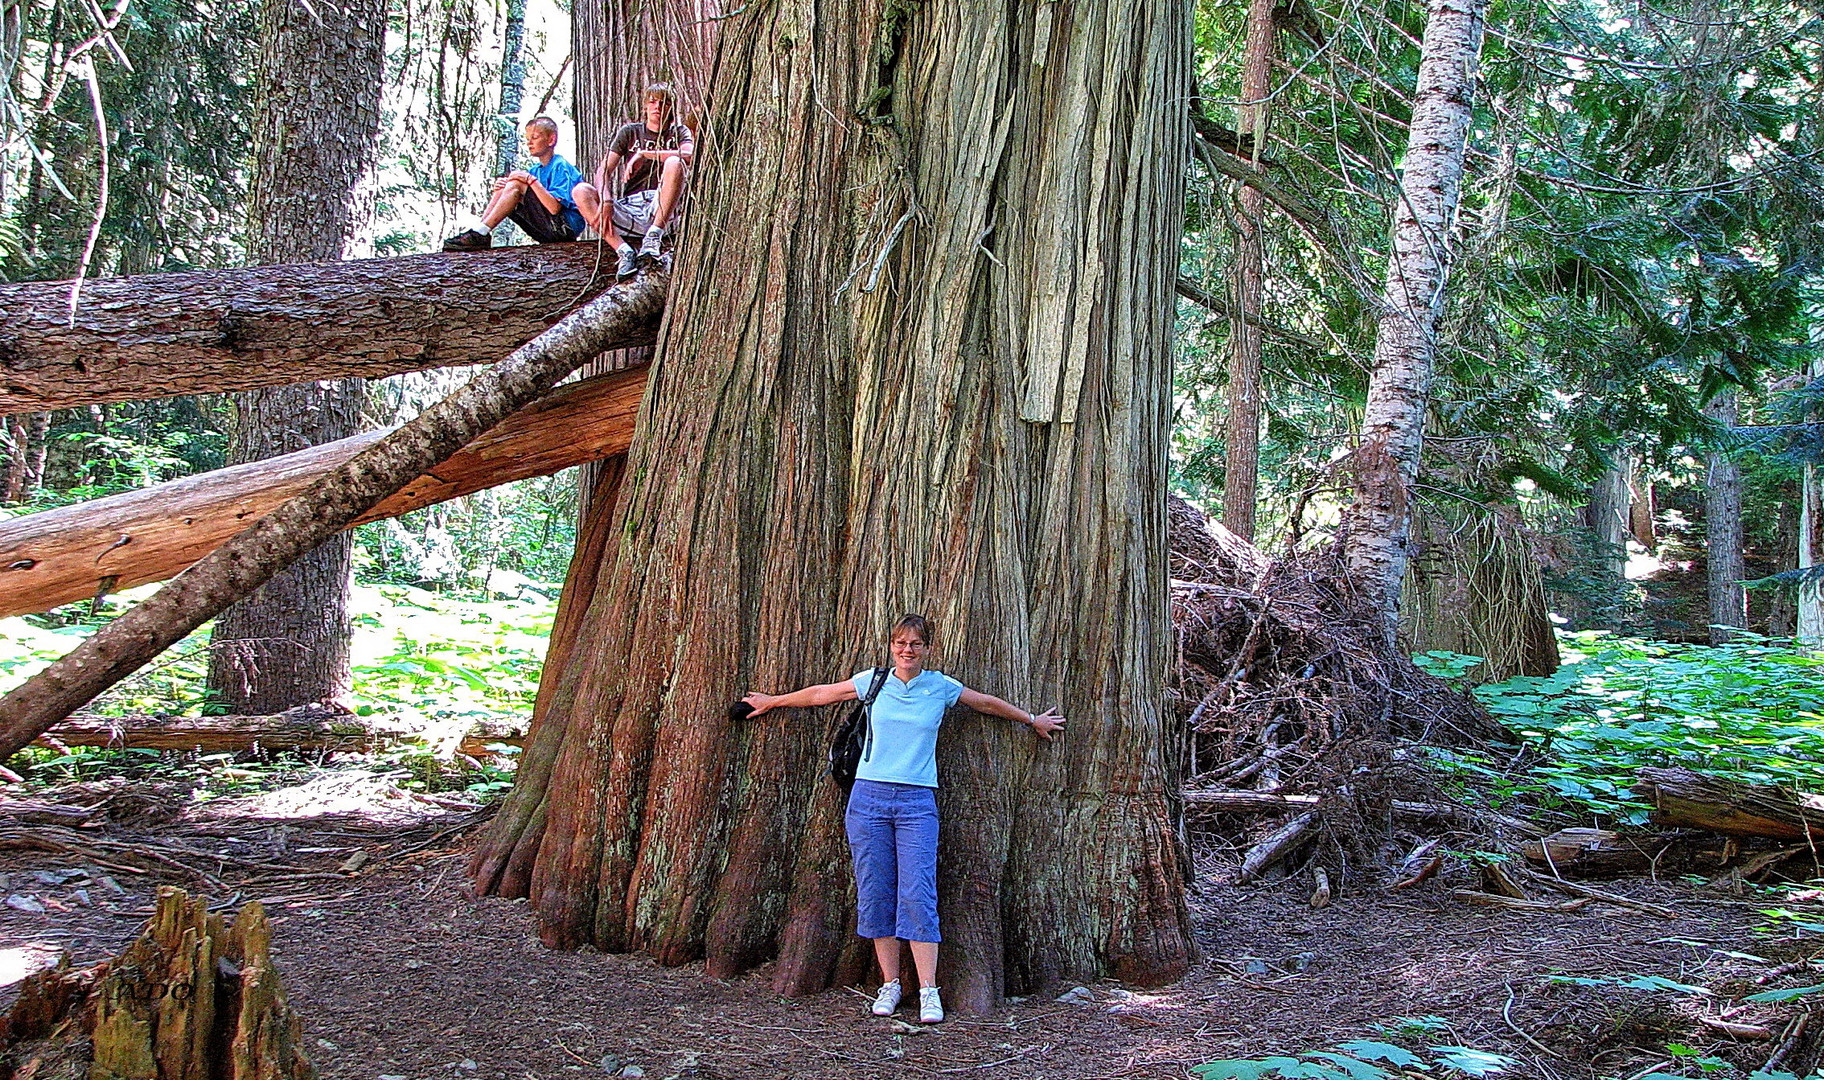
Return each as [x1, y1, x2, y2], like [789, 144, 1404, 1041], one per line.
[443, 117, 587, 251]
[572, 84, 694, 278]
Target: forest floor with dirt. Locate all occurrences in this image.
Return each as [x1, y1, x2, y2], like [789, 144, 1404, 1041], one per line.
[5, 769, 1822, 1080]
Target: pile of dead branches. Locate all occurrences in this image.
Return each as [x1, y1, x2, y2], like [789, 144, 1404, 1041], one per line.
[1168, 496, 1518, 888]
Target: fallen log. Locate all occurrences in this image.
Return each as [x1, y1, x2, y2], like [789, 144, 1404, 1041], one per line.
[0, 364, 647, 618]
[1237, 810, 1319, 884]
[1521, 826, 1732, 877]
[1451, 889, 1592, 913]
[0, 271, 668, 760]
[1634, 767, 1824, 842]
[1182, 788, 1546, 836]
[0, 244, 652, 414]
[35, 705, 528, 757]
[0, 887, 312, 1078]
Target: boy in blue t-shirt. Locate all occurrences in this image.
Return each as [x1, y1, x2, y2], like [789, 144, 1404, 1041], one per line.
[443, 116, 587, 251]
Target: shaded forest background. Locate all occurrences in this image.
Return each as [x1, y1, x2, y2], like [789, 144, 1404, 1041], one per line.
[0, 0, 1817, 677]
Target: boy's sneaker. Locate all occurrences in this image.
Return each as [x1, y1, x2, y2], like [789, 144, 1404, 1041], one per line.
[918, 986, 945, 1024]
[637, 225, 666, 264]
[442, 229, 491, 252]
[870, 979, 902, 1017]
[616, 244, 638, 279]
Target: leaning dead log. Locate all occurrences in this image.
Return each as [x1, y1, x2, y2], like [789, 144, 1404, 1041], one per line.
[0, 887, 313, 1079]
[0, 365, 647, 618]
[36, 704, 527, 757]
[1634, 767, 1824, 842]
[1183, 788, 1546, 836]
[0, 245, 651, 414]
[1237, 810, 1319, 884]
[0, 272, 667, 760]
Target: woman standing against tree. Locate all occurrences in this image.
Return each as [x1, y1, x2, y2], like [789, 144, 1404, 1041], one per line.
[741, 614, 1065, 1023]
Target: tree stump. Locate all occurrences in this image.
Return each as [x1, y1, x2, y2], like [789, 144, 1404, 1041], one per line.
[0, 887, 314, 1080]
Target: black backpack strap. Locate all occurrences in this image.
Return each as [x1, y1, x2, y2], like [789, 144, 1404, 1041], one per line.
[861, 666, 889, 762]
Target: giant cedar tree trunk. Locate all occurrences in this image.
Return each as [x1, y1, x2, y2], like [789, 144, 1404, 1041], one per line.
[474, 0, 1194, 1010]
[1221, 0, 1277, 543]
[1343, 0, 1489, 645]
[1704, 392, 1746, 643]
[208, 0, 384, 714]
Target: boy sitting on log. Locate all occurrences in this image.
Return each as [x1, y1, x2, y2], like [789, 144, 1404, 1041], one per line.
[442, 116, 588, 252]
[572, 83, 694, 279]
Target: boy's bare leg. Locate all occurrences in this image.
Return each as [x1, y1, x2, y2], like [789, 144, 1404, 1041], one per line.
[652, 156, 688, 230]
[479, 179, 526, 229]
[571, 182, 603, 234]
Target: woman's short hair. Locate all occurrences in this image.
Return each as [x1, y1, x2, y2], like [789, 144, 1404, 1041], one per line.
[890, 614, 934, 645]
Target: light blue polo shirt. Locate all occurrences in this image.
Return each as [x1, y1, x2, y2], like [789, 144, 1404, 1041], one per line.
[851, 668, 965, 788]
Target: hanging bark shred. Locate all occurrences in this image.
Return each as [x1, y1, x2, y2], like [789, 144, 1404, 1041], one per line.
[1340, 0, 1491, 645]
[0, 887, 314, 1079]
[0, 246, 640, 414]
[0, 272, 666, 761]
[0, 366, 647, 619]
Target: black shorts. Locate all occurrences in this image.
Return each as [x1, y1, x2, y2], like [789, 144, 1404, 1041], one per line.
[509, 198, 582, 243]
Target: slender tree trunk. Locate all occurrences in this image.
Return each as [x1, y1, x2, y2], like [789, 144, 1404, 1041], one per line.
[1221, 0, 1278, 543]
[24, 411, 48, 492]
[1704, 392, 1746, 644]
[492, 0, 529, 245]
[2, 415, 24, 503]
[208, 0, 385, 714]
[476, 0, 1195, 1010]
[1342, 0, 1490, 645]
[1801, 357, 1824, 645]
[1586, 452, 1631, 579]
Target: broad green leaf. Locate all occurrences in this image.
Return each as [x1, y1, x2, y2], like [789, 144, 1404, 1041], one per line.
[1333, 1041, 1426, 1067]
[1743, 984, 1824, 1002]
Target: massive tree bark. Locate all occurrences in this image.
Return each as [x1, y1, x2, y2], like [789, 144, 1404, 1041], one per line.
[0, 273, 667, 762]
[0, 367, 648, 618]
[1220, 0, 1278, 543]
[1704, 392, 1747, 643]
[1341, 0, 1489, 645]
[472, 0, 1195, 1011]
[0, 247, 632, 414]
[207, 0, 387, 714]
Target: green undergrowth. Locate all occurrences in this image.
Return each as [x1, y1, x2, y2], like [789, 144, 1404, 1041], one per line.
[1, 580, 556, 798]
[1414, 632, 1824, 824]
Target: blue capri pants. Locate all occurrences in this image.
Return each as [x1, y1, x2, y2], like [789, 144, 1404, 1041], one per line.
[845, 779, 941, 942]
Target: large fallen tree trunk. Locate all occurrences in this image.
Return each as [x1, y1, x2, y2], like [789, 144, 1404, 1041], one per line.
[1635, 767, 1824, 841]
[0, 272, 667, 761]
[36, 703, 527, 757]
[0, 244, 651, 414]
[0, 365, 648, 618]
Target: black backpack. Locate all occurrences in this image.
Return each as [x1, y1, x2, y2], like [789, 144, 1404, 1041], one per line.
[829, 667, 890, 795]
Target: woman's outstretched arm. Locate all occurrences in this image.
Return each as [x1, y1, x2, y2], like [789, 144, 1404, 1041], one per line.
[742, 681, 859, 717]
[958, 688, 1065, 740]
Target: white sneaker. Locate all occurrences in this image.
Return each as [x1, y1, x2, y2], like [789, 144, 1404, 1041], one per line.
[918, 986, 945, 1024]
[870, 979, 902, 1017]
